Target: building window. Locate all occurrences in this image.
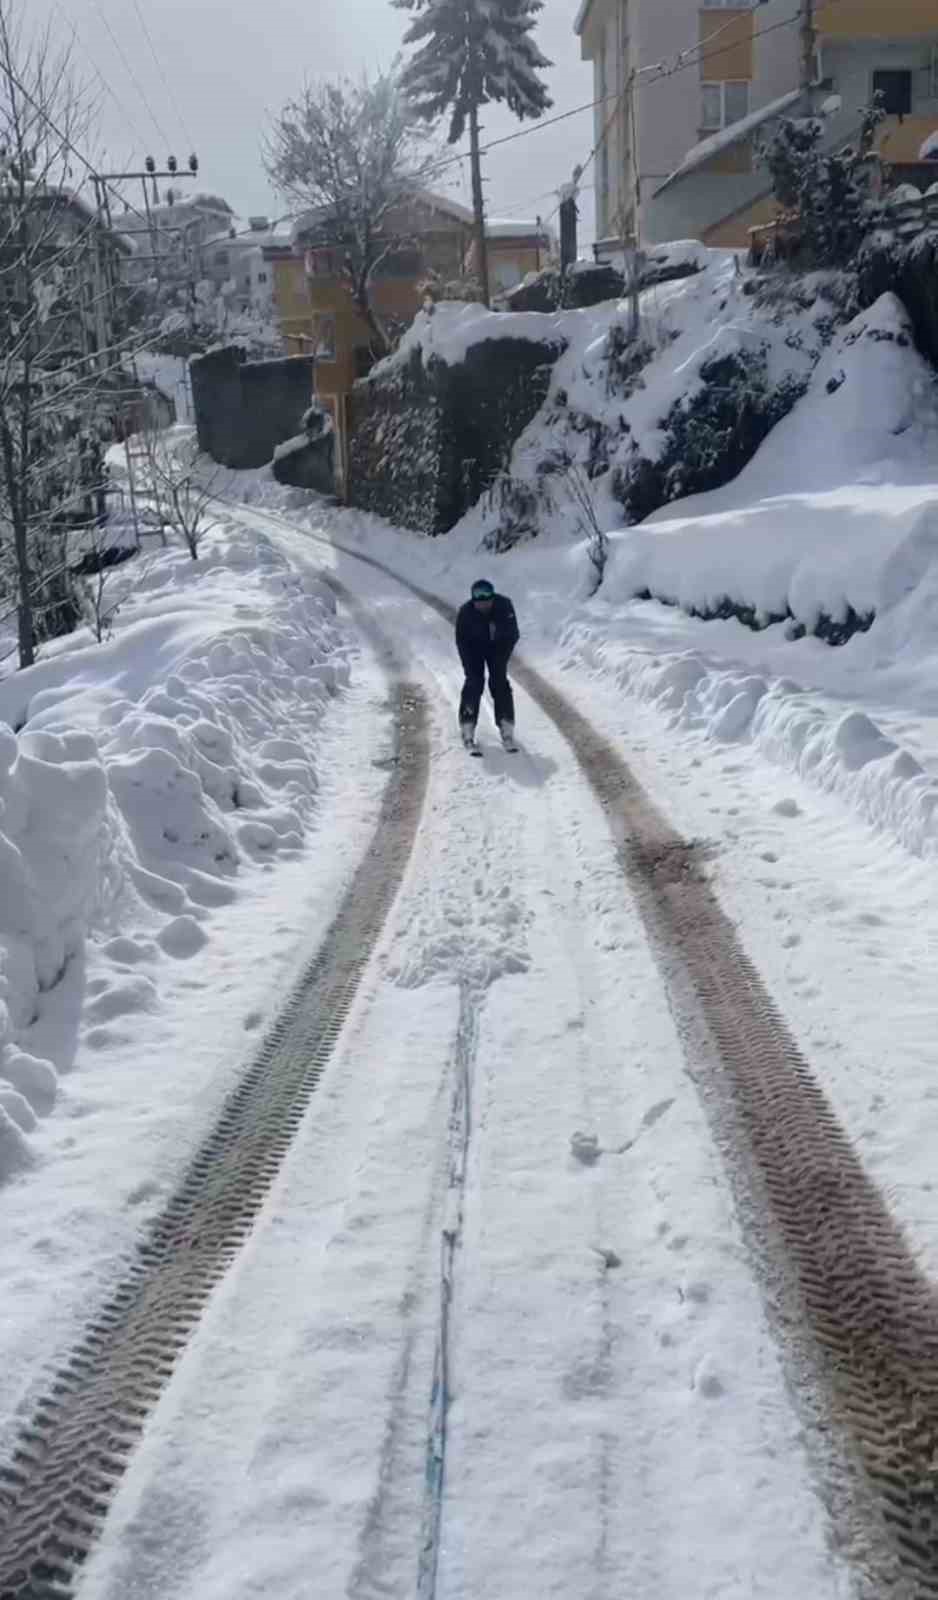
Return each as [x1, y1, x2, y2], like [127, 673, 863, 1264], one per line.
[872, 69, 912, 117]
[701, 80, 750, 131]
[257, 271, 267, 283]
[305, 247, 337, 277]
[312, 312, 336, 362]
[213, 249, 229, 267]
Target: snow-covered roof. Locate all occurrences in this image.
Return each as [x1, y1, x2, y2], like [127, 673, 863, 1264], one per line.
[486, 218, 548, 240]
[291, 187, 475, 248]
[654, 89, 802, 197]
[27, 186, 133, 253]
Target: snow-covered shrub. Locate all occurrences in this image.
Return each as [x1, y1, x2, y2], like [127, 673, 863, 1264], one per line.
[605, 329, 654, 398]
[481, 475, 551, 551]
[612, 351, 808, 522]
[858, 227, 938, 370]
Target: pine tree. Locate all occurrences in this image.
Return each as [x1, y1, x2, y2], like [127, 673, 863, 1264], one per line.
[394, 0, 552, 305]
[759, 96, 885, 268]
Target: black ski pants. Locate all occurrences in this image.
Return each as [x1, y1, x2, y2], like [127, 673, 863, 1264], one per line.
[458, 647, 515, 728]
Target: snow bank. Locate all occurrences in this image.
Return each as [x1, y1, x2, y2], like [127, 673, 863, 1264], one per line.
[601, 296, 938, 634]
[0, 521, 350, 1177]
[562, 633, 938, 859]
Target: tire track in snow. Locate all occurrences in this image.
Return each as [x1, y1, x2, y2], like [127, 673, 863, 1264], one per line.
[231, 504, 938, 1600]
[417, 982, 479, 1600]
[0, 607, 430, 1599]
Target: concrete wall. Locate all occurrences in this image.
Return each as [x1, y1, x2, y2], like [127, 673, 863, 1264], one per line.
[190, 346, 315, 470]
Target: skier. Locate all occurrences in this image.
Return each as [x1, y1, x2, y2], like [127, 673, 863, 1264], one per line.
[455, 578, 520, 753]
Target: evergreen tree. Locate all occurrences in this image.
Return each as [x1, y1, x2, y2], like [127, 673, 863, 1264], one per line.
[760, 96, 885, 268]
[394, 0, 552, 305]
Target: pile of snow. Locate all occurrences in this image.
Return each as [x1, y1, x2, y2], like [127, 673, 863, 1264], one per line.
[0, 521, 350, 1180]
[376, 300, 569, 375]
[602, 295, 938, 633]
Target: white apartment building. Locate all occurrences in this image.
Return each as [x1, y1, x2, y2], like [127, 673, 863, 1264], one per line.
[575, 0, 938, 249]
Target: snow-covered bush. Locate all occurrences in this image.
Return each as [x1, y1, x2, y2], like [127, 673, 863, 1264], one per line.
[613, 352, 808, 522]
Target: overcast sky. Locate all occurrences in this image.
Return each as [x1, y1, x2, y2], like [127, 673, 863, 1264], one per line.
[38, 0, 596, 244]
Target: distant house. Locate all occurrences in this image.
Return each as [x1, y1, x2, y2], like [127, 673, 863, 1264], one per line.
[199, 215, 279, 313]
[575, 0, 938, 250]
[118, 191, 235, 290]
[265, 189, 474, 479]
[466, 218, 554, 295]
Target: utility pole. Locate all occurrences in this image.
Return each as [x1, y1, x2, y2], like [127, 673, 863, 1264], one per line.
[559, 170, 580, 273]
[92, 158, 199, 542]
[467, 106, 490, 308]
[800, 0, 817, 111]
[97, 156, 199, 287]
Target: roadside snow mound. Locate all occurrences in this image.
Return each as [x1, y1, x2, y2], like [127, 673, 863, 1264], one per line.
[601, 295, 938, 639]
[0, 522, 350, 1178]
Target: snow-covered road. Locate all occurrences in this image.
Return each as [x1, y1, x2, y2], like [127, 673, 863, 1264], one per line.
[7, 500, 938, 1599]
[70, 514, 857, 1600]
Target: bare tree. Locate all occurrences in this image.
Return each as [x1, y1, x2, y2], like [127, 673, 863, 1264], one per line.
[562, 462, 608, 593]
[265, 68, 443, 356]
[140, 430, 218, 559]
[0, 6, 126, 668]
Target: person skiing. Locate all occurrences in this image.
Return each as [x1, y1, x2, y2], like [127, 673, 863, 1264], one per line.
[455, 578, 520, 752]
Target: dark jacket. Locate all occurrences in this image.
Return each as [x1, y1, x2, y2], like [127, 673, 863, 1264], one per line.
[456, 594, 520, 664]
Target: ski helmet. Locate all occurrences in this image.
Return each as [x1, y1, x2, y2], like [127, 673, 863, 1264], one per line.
[471, 578, 495, 600]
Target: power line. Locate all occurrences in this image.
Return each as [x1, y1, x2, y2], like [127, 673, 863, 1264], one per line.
[91, 0, 173, 153]
[128, 0, 198, 152]
[52, 6, 151, 157]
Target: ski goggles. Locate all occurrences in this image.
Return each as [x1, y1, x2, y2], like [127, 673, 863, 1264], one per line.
[471, 582, 495, 601]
